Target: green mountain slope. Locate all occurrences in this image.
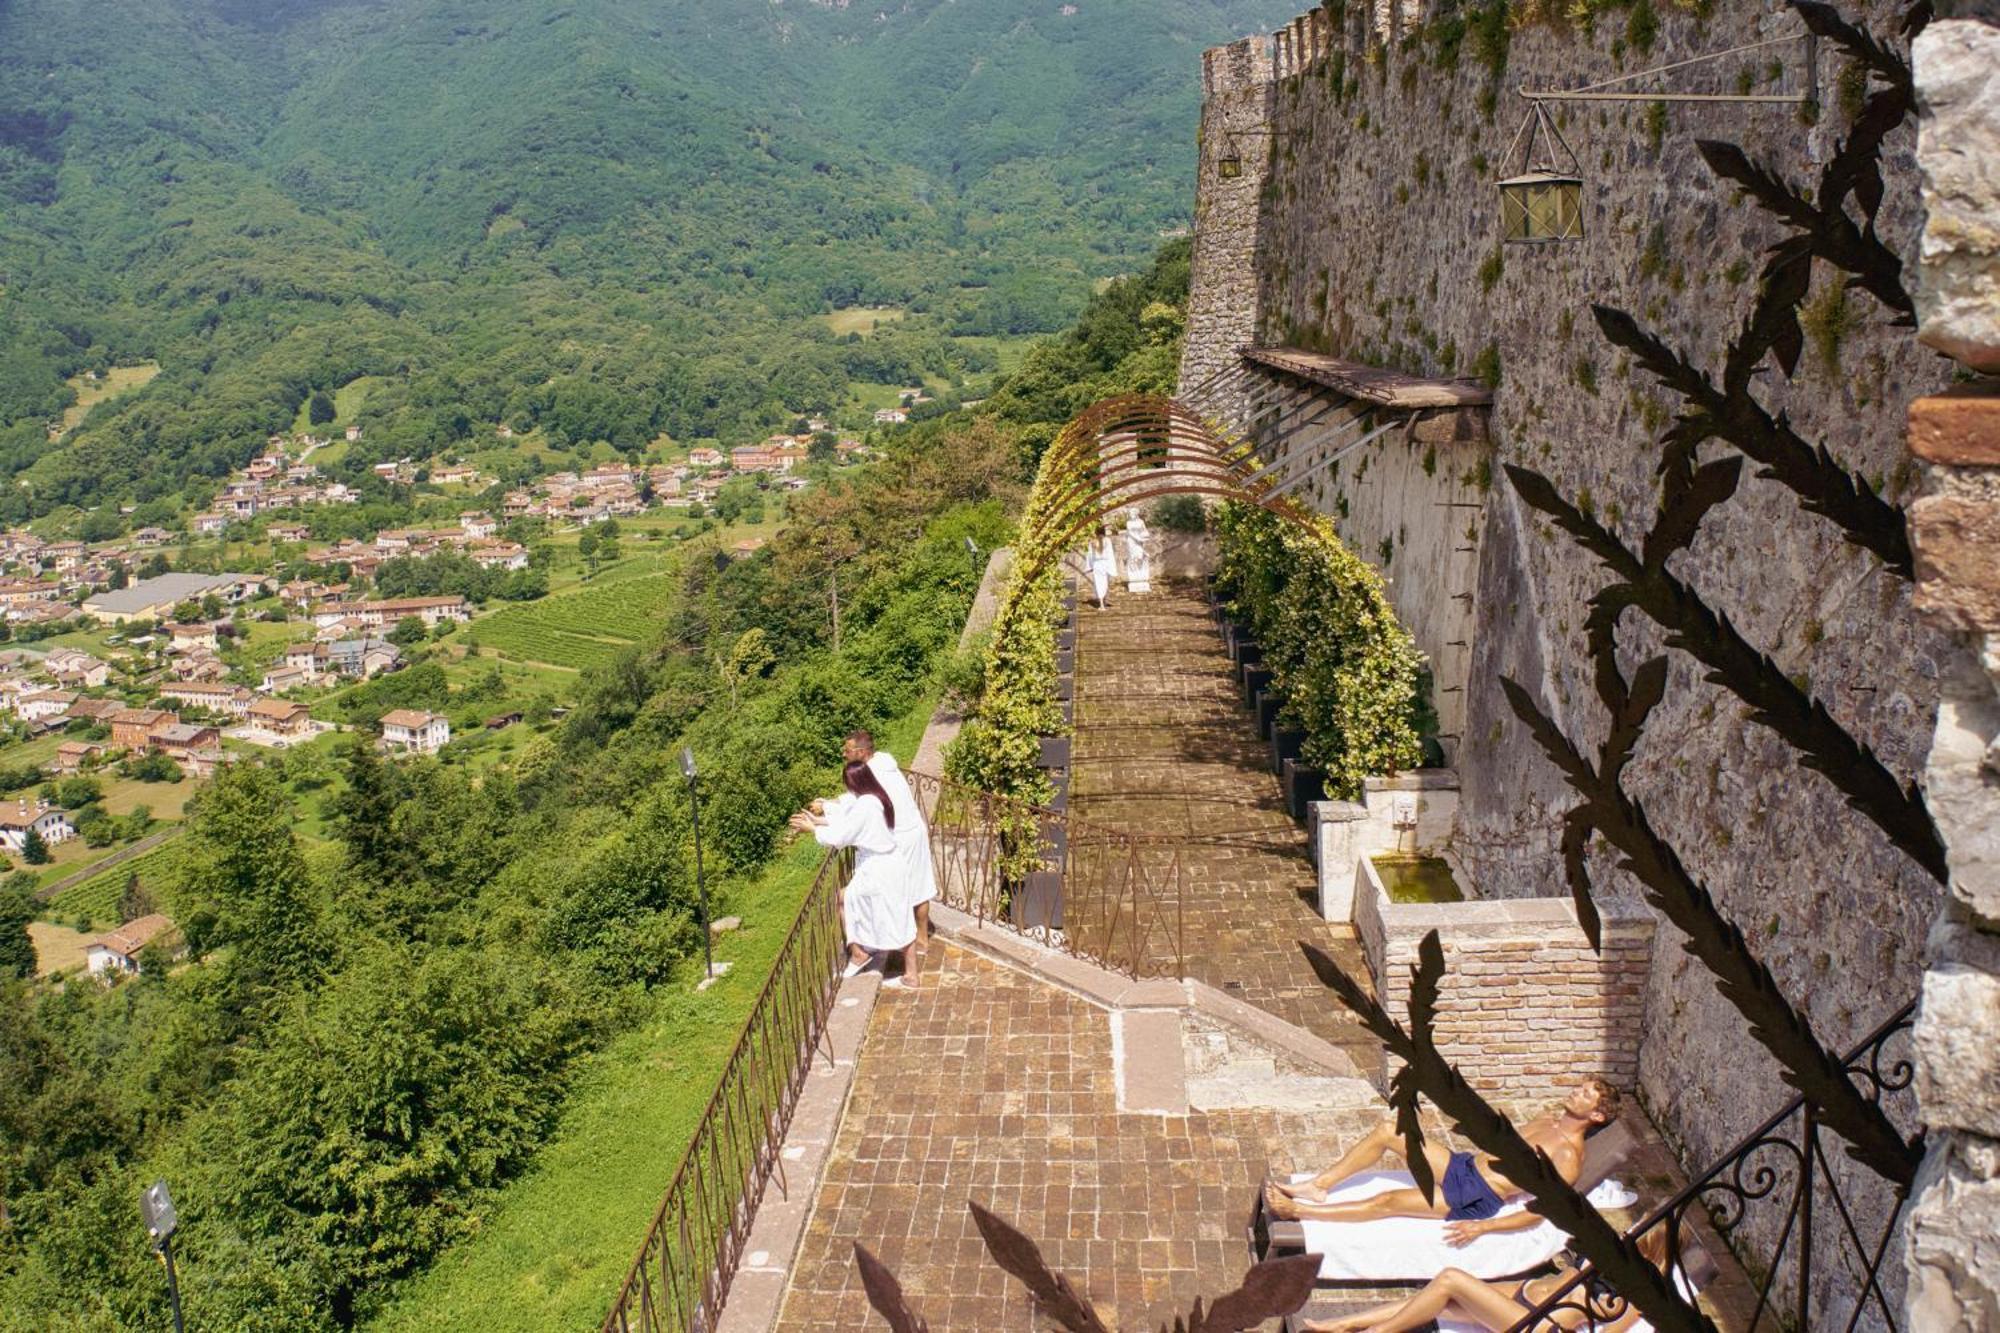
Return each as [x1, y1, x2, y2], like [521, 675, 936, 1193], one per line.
[0, 0, 1293, 519]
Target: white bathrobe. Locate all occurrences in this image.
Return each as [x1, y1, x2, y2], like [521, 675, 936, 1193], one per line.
[830, 754, 936, 911]
[866, 751, 935, 908]
[1087, 535, 1118, 604]
[815, 794, 915, 952]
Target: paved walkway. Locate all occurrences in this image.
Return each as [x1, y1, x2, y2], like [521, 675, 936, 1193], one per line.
[771, 946, 1385, 1330]
[1070, 580, 1380, 1068]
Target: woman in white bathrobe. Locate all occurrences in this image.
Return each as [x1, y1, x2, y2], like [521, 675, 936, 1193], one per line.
[791, 761, 920, 987]
[1086, 524, 1118, 608]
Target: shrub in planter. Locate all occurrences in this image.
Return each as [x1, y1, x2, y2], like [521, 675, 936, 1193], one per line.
[1213, 502, 1424, 799]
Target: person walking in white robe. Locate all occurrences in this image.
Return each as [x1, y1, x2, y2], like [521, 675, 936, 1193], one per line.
[843, 730, 935, 981]
[791, 760, 919, 987]
[1087, 524, 1118, 608]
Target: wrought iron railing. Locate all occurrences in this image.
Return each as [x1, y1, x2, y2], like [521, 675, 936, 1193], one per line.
[908, 770, 1187, 980]
[1507, 1000, 1919, 1333]
[601, 847, 850, 1333]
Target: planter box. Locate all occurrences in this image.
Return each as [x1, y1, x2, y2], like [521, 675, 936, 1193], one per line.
[1056, 677, 1074, 702]
[1254, 690, 1281, 740]
[1235, 641, 1265, 672]
[1047, 776, 1069, 812]
[1037, 815, 1066, 863]
[1055, 650, 1075, 676]
[1224, 625, 1249, 661]
[1271, 727, 1306, 776]
[1056, 629, 1076, 653]
[1243, 667, 1273, 709]
[1059, 700, 1074, 727]
[1011, 870, 1064, 931]
[1060, 596, 1077, 618]
[1281, 759, 1325, 821]
[1036, 735, 1072, 771]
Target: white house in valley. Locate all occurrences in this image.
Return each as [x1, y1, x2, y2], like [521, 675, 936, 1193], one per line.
[379, 709, 450, 755]
[0, 800, 74, 855]
[86, 914, 182, 976]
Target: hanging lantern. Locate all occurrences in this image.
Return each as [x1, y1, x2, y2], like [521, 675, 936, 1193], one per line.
[1497, 101, 1583, 244]
[1218, 154, 1244, 179]
[1499, 170, 1583, 241]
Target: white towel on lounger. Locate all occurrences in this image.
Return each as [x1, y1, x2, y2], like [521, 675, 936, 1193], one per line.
[1432, 1263, 1693, 1332]
[1290, 1171, 1568, 1283]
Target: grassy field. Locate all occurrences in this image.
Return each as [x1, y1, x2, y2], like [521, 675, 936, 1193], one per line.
[360, 698, 936, 1333]
[28, 921, 93, 977]
[819, 305, 907, 337]
[58, 362, 161, 435]
[290, 374, 393, 436]
[954, 333, 1043, 393]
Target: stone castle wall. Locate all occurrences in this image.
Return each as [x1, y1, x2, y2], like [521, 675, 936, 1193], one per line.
[1181, 0, 1970, 1313]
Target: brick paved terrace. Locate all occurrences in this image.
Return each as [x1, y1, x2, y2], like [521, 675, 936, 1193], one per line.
[1067, 578, 1378, 1066]
[772, 946, 1387, 1330]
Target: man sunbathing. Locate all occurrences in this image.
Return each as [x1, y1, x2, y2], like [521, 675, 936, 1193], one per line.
[1265, 1077, 1620, 1247]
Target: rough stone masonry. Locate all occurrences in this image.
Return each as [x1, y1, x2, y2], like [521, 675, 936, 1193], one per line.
[1179, 0, 1990, 1320]
[1902, 4, 2000, 1328]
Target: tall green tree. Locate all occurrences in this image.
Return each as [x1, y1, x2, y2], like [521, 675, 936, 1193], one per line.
[175, 763, 323, 996]
[307, 390, 336, 425]
[0, 875, 35, 978]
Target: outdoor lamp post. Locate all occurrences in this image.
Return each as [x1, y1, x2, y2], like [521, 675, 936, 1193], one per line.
[140, 1180, 185, 1333]
[680, 746, 714, 983]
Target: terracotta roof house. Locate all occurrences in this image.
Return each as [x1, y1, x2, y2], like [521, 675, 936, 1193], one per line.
[379, 709, 450, 755]
[86, 914, 181, 976]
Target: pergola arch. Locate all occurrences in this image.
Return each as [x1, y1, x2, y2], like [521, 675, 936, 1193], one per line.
[1012, 393, 1327, 588]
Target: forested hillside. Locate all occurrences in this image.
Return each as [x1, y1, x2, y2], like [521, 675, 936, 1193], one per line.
[0, 0, 1292, 522]
[0, 237, 1195, 1331]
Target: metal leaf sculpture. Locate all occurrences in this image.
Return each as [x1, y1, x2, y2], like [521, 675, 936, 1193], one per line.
[854, 1202, 1317, 1333]
[1298, 935, 1712, 1333]
[854, 1242, 932, 1333]
[1584, 0, 1929, 580]
[1189, 1252, 1321, 1333]
[1505, 463, 1946, 884]
[969, 1199, 1114, 1333]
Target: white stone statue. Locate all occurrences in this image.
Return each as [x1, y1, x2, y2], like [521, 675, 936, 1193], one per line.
[1123, 511, 1153, 593]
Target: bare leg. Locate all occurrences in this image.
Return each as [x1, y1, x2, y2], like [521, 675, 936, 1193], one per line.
[1264, 1181, 1446, 1224]
[1273, 1116, 1450, 1200]
[1304, 1270, 1527, 1333]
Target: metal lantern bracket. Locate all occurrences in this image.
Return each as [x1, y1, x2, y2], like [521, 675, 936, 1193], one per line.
[1519, 28, 1818, 106]
[1502, 99, 1582, 180]
[1216, 126, 1304, 177]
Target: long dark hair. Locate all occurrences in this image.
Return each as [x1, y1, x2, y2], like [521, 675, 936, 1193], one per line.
[843, 760, 895, 830]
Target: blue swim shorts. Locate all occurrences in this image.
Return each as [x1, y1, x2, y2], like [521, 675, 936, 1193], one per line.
[1441, 1150, 1505, 1221]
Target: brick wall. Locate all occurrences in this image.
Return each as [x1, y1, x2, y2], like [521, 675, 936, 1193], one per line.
[1355, 864, 1653, 1109]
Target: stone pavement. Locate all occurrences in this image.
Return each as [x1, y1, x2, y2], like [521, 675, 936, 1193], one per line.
[1069, 579, 1380, 1068]
[771, 946, 1387, 1330]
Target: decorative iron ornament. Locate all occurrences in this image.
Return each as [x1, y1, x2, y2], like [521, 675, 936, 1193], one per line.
[854, 1201, 1321, 1332]
[1509, 1005, 1918, 1333]
[1496, 462, 1925, 1187]
[1591, 0, 1930, 581]
[1297, 933, 1712, 1333]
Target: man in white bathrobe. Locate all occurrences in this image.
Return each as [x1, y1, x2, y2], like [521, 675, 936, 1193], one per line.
[836, 729, 935, 976]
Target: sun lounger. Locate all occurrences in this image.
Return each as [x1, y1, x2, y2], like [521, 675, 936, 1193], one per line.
[1250, 1118, 1639, 1284]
